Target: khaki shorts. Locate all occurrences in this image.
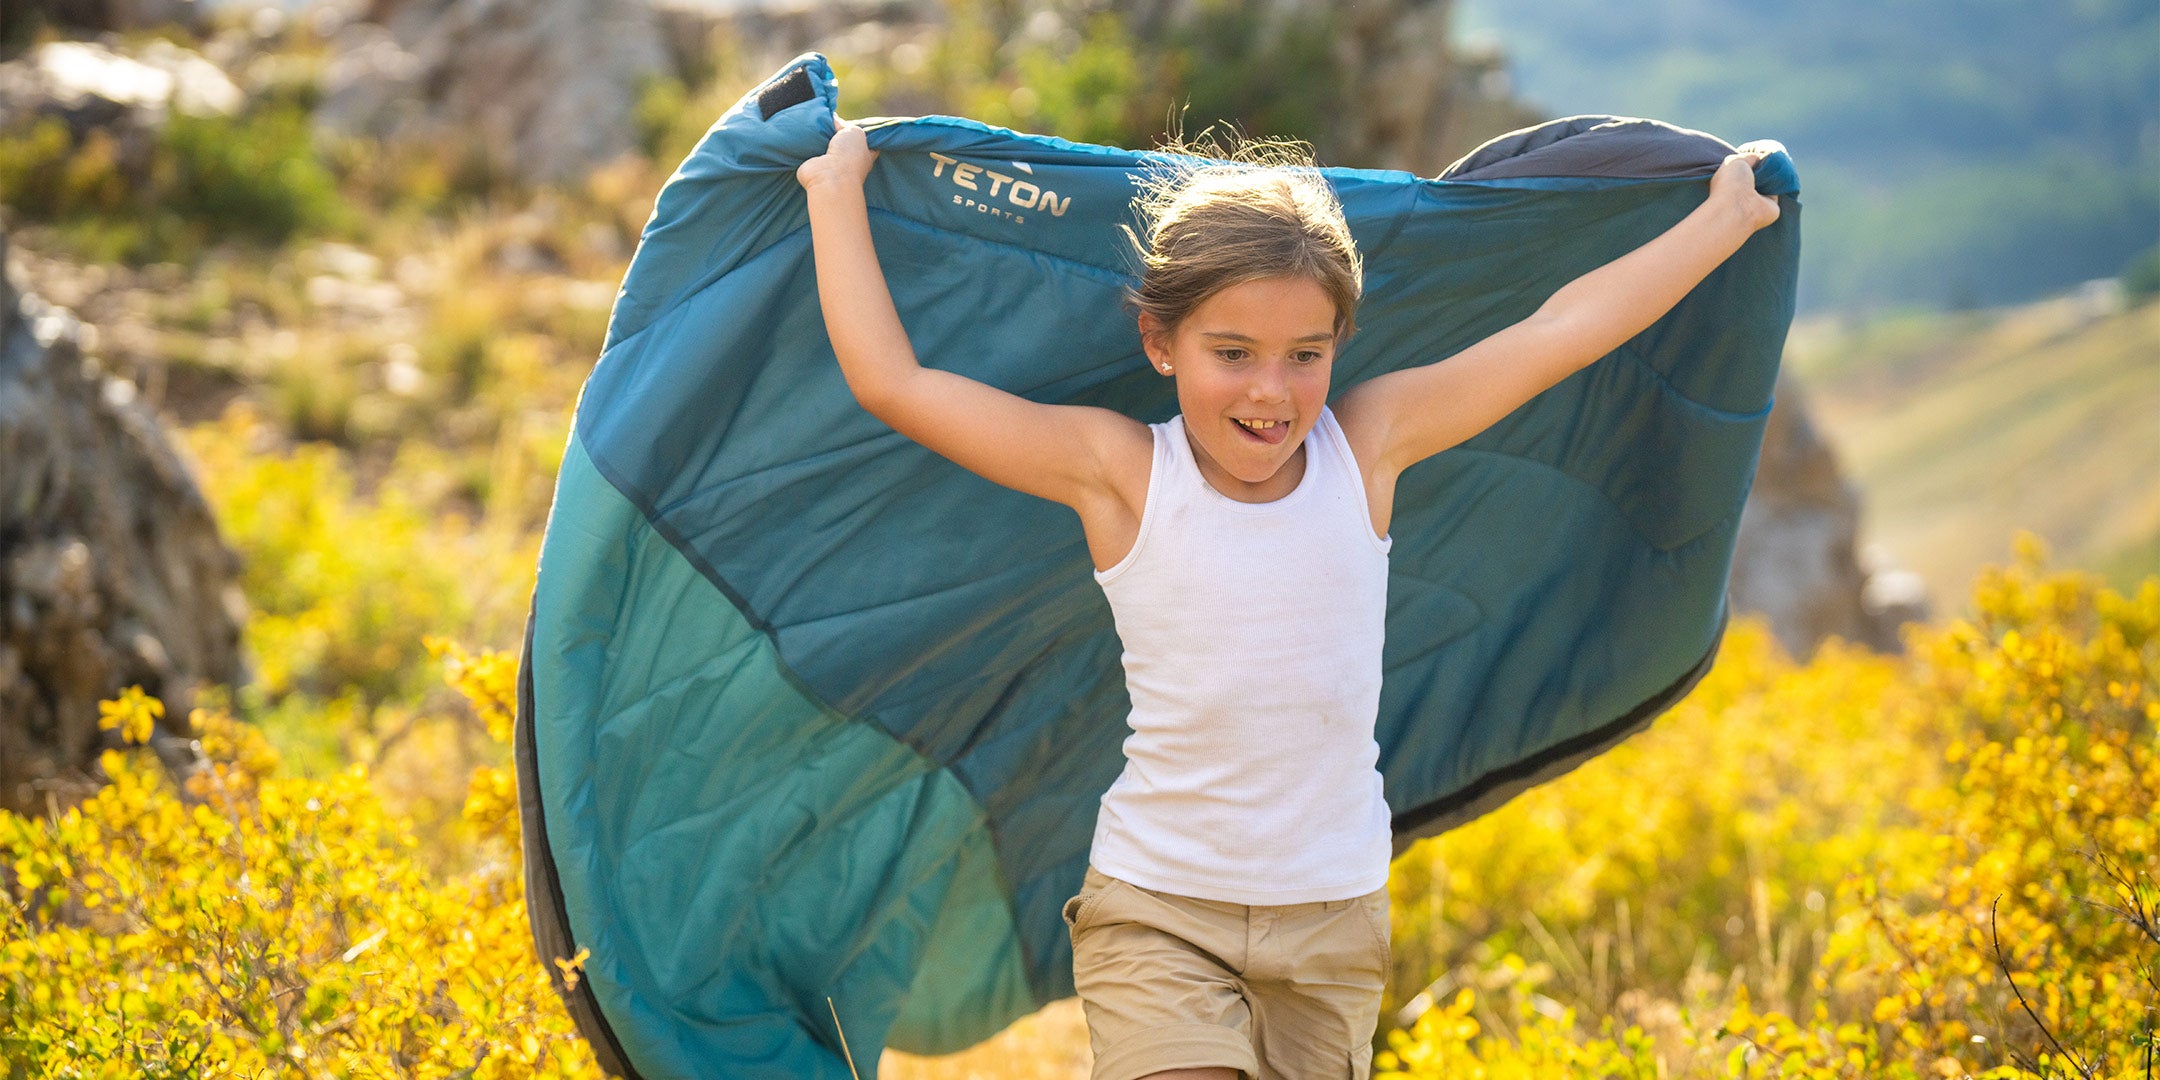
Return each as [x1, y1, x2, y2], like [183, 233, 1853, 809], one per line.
[1062, 865, 1390, 1080]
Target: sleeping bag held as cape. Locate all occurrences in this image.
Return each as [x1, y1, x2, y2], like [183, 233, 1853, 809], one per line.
[514, 52, 1801, 1079]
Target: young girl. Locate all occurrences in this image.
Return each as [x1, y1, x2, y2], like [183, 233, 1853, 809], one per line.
[798, 121, 1779, 1080]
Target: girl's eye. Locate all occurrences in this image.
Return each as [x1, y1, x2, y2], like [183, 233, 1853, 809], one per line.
[1216, 349, 1247, 362]
[1293, 350, 1322, 364]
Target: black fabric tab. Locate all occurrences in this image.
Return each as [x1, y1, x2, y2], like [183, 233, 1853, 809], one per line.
[757, 67, 815, 121]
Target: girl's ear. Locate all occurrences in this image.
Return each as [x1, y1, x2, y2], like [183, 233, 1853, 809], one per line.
[1138, 313, 1173, 374]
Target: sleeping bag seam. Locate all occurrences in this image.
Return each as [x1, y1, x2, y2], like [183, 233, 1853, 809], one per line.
[1606, 341, 1775, 421]
[569, 438, 1046, 1046]
[1392, 602, 1727, 840]
[1434, 446, 1686, 552]
[601, 208, 1139, 388]
[599, 213, 815, 360]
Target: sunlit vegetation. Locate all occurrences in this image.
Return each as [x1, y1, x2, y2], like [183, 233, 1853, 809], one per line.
[174, 405, 543, 876]
[7, 541, 2144, 1075]
[0, 642, 596, 1077]
[1372, 536, 2155, 1077]
[0, 101, 346, 265]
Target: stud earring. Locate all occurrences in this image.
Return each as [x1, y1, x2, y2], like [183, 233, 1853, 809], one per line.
[1161, 364, 1174, 374]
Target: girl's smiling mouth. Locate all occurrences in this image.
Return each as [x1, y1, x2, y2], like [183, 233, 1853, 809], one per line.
[1234, 417, 1292, 445]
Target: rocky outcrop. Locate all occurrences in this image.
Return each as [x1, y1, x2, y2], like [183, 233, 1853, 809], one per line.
[1730, 371, 1929, 659]
[1118, 0, 1540, 175]
[1323, 1, 1544, 175]
[315, 0, 673, 184]
[0, 230, 244, 817]
[600, 0, 1533, 179]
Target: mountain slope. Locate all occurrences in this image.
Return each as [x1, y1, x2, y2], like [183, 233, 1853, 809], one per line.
[1453, 0, 2160, 312]
[1786, 291, 2160, 609]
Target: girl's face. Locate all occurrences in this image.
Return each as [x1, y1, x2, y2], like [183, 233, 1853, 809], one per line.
[1141, 275, 1340, 503]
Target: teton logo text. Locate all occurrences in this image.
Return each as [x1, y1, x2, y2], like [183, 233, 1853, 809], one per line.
[929, 152, 1070, 223]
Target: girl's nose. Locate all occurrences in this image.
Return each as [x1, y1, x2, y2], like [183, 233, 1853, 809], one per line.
[1250, 360, 1290, 401]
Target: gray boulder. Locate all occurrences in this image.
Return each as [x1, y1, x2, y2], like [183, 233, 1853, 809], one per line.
[0, 230, 244, 817]
[315, 0, 673, 184]
[1730, 370, 1930, 659]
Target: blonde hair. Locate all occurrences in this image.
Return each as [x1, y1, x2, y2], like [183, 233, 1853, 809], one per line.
[1124, 134, 1363, 344]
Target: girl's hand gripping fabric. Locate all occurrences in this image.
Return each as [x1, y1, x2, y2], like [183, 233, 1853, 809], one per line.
[1707, 151, 1781, 235]
[797, 119, 878, 192]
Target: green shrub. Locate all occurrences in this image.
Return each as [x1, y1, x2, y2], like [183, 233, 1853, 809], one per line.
[160, 104, 345, 244]
[0, 102, 346, 262]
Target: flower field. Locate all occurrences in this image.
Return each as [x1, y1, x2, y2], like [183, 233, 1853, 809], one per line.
[2, 536, 2149, 1076]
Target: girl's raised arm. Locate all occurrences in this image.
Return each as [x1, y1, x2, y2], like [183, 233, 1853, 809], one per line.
[798, 122, 1148, 517]
[1335, 152, 1781, 484]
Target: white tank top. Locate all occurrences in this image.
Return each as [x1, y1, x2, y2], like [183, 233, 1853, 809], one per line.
[1089, 406, 1394, 904]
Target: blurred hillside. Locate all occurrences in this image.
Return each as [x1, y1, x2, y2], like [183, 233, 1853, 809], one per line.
[1787, 287, 2160, 609]
[1455, 0, 2160, 312]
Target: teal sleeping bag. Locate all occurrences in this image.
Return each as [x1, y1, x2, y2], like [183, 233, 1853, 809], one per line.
[514, 52, 1800, 1078]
